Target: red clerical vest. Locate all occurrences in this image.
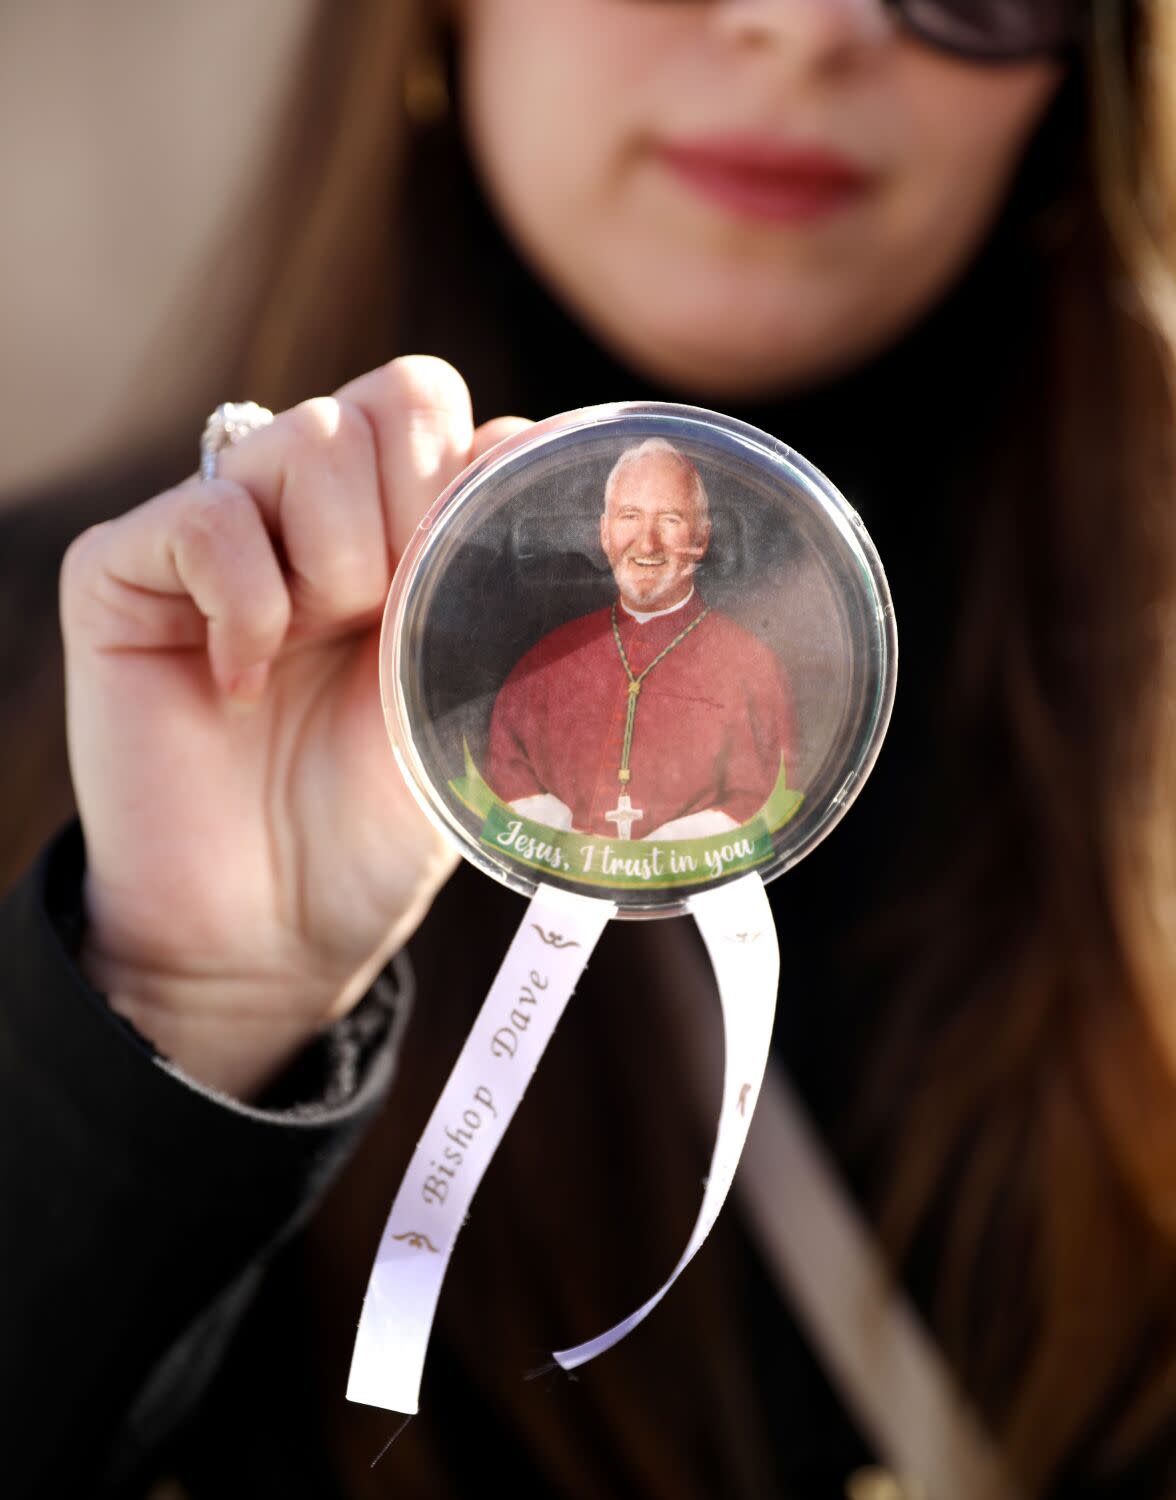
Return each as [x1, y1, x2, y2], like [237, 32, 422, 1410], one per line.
[486, 594, 792, 838]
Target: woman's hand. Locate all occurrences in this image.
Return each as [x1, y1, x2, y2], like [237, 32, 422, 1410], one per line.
[62, 357, 528, 1099]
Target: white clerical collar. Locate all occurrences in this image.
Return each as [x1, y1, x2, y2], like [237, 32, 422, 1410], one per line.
[619, 588, 696, 626]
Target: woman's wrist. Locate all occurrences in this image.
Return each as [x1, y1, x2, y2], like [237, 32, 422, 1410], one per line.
[83, 955, 324, 1099]
[77, 911, 372, 1101]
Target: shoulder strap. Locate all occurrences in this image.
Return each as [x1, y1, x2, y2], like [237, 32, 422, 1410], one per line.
[737, 1063, 1020, 1500]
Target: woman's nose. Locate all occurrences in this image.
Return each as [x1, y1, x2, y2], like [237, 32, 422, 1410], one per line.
[709, 0, 894, 67]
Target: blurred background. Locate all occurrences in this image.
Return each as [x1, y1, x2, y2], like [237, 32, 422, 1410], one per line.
[0, 0, 314, 502]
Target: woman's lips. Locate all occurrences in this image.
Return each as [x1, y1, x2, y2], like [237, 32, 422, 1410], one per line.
[655, 138, 872, 224]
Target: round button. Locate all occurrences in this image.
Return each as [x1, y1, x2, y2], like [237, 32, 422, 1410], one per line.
[382, 401, 896, 915]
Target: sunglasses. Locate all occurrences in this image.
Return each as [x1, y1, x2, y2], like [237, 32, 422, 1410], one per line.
[624, 1, 1086, 63]
[885, 0, 1084, 60]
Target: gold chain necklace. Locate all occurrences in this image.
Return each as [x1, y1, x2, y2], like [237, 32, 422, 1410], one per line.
[609, 599, 712, 807]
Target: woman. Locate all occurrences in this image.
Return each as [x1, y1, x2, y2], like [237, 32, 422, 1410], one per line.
[5, 1, 1176, 1495]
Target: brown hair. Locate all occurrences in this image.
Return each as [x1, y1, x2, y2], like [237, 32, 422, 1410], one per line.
[866, 0, 1176, 1488]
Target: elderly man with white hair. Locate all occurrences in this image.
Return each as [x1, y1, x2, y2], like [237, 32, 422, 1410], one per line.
[486, 439, 792, 842]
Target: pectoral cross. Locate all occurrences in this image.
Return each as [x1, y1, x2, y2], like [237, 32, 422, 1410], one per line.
[604, 791, 644, 840]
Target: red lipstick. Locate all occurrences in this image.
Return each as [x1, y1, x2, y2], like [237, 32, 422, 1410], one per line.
[656, 137, 871, 224]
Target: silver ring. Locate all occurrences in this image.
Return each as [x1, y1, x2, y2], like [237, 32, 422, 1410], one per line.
[200, 401, 275, 481]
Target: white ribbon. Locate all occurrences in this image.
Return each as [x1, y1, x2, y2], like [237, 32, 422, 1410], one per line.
[348, 872, 778, 1413]
[555, 872, 778, 1368]
[347, 883, 613, 1414]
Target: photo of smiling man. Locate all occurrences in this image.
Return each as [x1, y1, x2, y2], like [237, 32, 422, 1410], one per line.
[485, 439, 793, 842]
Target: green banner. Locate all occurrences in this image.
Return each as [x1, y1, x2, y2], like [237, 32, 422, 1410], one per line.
[449, 743, 803, 891]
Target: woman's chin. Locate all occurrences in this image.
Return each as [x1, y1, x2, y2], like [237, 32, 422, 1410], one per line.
[577, 297, 873, 401]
